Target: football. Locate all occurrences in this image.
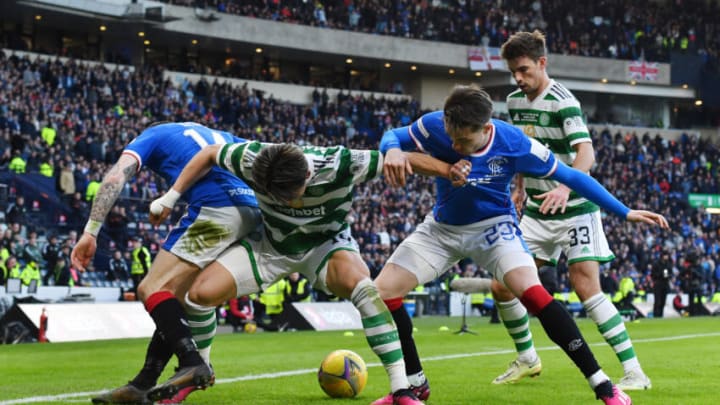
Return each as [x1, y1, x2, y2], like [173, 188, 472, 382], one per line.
[317, 349, 368, 398]
[243, 322, 257, 333]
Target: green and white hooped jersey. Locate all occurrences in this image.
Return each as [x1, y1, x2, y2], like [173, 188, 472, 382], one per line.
[217, 141, 383, 255]
[507, 79, 597, 219]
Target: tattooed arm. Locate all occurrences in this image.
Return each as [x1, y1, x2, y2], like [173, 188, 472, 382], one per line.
[88, 154, 138, 223]
[71, 154, 138, 270]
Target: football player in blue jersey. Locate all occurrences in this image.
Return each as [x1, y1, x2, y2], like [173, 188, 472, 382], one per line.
[72, 122, 261, 405]
[371, 85, 667, 405]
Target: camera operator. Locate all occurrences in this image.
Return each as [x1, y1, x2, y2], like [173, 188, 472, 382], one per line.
[651, 252, 672, 318]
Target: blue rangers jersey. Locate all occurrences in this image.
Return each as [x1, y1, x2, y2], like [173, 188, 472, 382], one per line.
[123, 122, 257, 208]
[381, 111, 628, 225]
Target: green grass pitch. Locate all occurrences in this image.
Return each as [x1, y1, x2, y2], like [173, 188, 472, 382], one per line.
[0, 316, 717, 404]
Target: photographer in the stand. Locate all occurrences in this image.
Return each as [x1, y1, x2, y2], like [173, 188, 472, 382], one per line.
[651, 251, 673, 318]
[683, 250, 704, 316]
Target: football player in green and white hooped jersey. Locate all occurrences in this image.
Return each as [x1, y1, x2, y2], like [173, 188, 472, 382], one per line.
[149, 141, 424, 404]
[487, 30, 652, 391]
[218, 142, 380, 255]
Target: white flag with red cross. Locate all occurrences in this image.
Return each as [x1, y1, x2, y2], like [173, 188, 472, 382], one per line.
[468, 47, 506, 71]
[628, 61, 659, 81]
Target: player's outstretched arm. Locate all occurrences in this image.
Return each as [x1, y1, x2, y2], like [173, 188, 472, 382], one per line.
[149, 144, 221, 225]
[71, 154, 138, 271]
[627, 210, 669, 228]
[549, 162, 668, 228]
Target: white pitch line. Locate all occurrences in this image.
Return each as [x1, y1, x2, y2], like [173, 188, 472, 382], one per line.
[2, 332, 719, 404]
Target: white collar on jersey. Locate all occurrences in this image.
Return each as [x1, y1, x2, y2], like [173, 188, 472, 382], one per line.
[470, 123, 496, 157]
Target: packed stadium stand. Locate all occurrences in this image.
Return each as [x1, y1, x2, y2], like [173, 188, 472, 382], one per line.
[164, 0, 720, 64]
[0, 0, 718, 314]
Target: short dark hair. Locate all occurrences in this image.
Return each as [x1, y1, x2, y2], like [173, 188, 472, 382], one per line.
[443, 85, 493, 134]
[252, 144, 307, 202]
[501, 30, 547, 61]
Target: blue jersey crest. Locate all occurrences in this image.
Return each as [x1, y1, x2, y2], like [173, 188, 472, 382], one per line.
[391, 111, 557, 224]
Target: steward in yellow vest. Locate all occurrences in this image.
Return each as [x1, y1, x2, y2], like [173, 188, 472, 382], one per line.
[284, 272, 311, 303]
[9, 155, 26, 173]
[86, 178, 101, 201]
[20, 261, 41, 286]
[261, 279, 287, 315]
[259, 279, 288, 331]
[40, 161, 54, 177]
[130, 238, 151, 293]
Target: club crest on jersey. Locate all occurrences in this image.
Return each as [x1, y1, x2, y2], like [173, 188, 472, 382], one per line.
[487, 156, 508, 176]
[539, 113, 551, 126]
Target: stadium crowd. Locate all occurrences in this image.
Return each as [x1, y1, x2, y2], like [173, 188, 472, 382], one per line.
[1, 50, 719, 313]
[164, 0, 720, 65]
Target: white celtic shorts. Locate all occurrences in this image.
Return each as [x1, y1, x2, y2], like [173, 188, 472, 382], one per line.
[520, 210, 614, 265]
[216, 226, 359, 295]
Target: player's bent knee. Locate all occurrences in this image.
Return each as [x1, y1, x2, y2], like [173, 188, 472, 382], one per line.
[327, 274, 363, 299]
[491, 279, 515, 301]
[519, 284, 554, 315]
[187, 286, 222, 308]
[187, 288, 205, 307]
[374, 263, 419, 299]
[326, 261, 369, 298]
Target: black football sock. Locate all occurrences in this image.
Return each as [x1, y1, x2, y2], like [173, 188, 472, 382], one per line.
[147, 292, 204, 368]
[535, 300, 601, 378]
[390, 303, 423, 377]
[131, 330, 173, 390]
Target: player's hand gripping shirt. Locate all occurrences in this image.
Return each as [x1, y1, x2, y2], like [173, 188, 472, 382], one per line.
[217, 141, 383, 255]
[123, 122, 257, 208]
[507, 79, 596, 218]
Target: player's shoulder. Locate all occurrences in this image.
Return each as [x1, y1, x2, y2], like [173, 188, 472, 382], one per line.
[132, 122, 196, 145]
[545, 81, 580, 106]
[413, 110, 446, 138]
[126, 128, 163, 150]
[491, 119, 528, 152]
[421, 110, 444, 122]
[492, 118, 524, 137]
[142, 122, 187, 135]
[507, 88, 525, 100]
